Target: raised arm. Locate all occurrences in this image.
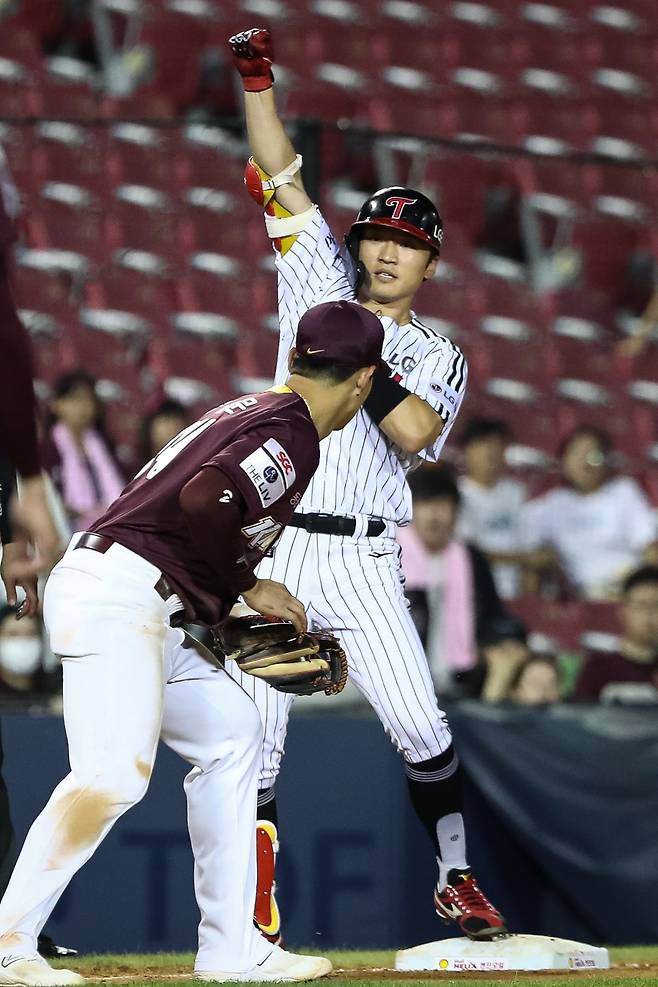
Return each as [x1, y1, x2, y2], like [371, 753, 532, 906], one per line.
[228, 29, 312, 217]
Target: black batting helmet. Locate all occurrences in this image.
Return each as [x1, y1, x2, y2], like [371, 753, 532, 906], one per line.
[346, 186, 443, 259]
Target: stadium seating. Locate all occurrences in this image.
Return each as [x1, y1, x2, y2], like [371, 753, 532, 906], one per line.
[0, 0, 655, 525]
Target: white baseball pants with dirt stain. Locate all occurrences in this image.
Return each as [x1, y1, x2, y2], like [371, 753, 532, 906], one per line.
[0, 538, 271, 975]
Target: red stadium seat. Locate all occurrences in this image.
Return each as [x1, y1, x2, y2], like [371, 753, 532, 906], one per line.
[85, 252, 179, 329]
[34, 122, 108, 196]
[176, 125, 247, 190]
[11, 249, 90, 315]
[162, 312, 238, 397]
[108, 123, 177, 192]
[101, 91, 177, 121]
[235, 327, 280, 381]
[571, 214, 645, 300]
[548, 316, 627, 386]
[509, 598, 587, 652]
[128, 6, 212, 111]
[424, 153, 520, 242]
[471, 315, 548, 390]
[113, 184, 178, 256]
[33, 182, 111, 266]
[18, 308, 79, 383]
[0, 0, 66, 41]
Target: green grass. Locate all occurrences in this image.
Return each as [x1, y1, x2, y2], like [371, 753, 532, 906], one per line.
[50, 946, 658, 986]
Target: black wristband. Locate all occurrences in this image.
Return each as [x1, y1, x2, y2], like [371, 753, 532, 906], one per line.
[364, 369, 411, 425]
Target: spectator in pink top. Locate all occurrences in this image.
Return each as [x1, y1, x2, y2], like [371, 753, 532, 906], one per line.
[42, 371, 125, 533]
[398, 465, 513, 691]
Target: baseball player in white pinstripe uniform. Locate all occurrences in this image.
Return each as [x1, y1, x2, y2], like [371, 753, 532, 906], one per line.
[227, 28, 506, 942]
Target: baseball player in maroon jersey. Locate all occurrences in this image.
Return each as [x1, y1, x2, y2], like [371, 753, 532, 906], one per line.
[0, 301, 383, 986]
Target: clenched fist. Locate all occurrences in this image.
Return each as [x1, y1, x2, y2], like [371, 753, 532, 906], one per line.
[227, 27, 274, 92]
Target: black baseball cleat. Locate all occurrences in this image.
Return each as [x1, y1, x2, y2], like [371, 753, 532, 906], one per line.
[434, 869, 507, 940]
[37, 936, 78, 960]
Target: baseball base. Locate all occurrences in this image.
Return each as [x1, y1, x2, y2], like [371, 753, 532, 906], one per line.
[395, 934, 610, 972]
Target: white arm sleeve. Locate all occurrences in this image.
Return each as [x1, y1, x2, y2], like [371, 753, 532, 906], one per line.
[273, 208, 355, 383]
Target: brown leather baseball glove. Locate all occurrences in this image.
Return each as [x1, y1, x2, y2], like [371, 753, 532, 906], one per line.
[214, 614, 348, 696]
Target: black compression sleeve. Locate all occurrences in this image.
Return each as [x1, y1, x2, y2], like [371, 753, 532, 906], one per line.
[364, 368, 411, 425]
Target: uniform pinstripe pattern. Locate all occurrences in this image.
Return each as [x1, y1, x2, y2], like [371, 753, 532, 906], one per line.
[226, 207, 467, 778]
[272, 209, 468, 526]
[226, 525, 453, 780]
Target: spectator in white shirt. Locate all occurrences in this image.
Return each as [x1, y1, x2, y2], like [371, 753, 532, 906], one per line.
[456, 418, 527, 599]
[522, 427, 658, 600]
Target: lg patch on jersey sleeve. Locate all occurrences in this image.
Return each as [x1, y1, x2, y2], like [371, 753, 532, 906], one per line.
[428, 379, 461, 418]
[239, 438, 297, 507]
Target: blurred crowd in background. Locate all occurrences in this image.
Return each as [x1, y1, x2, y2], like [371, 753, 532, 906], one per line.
[2, 370, 657, 709]
[0, 0, 657, 709]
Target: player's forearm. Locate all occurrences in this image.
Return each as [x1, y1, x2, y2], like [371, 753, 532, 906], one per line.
[244, 91, 312, 215]
[244, 89, 295, 176]
[379, 395, 444, 455]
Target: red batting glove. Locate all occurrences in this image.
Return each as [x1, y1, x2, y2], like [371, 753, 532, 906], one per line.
[228, 27, 274, 92]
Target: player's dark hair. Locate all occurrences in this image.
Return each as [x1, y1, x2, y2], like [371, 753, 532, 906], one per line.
[558, 425, 613, 460]
[408, 464, 461, 506]
[138, 399, 188, 464]
[47, 368, 122, 467]
[622, 565, 658, 596]
[48, 369, 103, 432]
[460, 417, 512, 447]
[289, 353, 357, 385]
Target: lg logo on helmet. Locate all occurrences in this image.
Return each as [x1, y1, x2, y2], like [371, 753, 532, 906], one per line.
[385, 196, 417, 220]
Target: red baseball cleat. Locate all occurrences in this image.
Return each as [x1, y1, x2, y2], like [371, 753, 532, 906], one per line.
[434, 869, 507, 940]
[255, 821, 282, 945]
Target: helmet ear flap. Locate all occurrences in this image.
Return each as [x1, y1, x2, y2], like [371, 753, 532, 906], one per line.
[344, 230, 366, 294]
[345, 229, 359, 260]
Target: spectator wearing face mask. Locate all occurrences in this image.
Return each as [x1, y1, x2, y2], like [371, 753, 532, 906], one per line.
[42, 371, 125, 533]
[0, 605, 50, 700]
[573, 566, 658, 704]
[521, 427, 658, 600]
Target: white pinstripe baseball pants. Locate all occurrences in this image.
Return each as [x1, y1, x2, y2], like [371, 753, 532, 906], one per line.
[226, 525, 453, 785]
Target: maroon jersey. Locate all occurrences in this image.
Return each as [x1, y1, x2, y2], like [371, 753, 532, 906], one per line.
[93, 388, 319, 624]
[573, 649, 658, 702]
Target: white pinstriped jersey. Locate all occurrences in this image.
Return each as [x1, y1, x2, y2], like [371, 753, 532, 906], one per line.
[272, 207, 467, 525]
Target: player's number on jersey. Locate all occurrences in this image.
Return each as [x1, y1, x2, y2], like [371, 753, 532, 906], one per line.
[136, 418, 216, 480]
[135, 397, 260, 481]
[241, 517, 282, 553]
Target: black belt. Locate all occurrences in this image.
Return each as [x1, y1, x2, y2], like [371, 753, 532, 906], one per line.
[73, 531, 184, 624]
[288, 512, 386, 537]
